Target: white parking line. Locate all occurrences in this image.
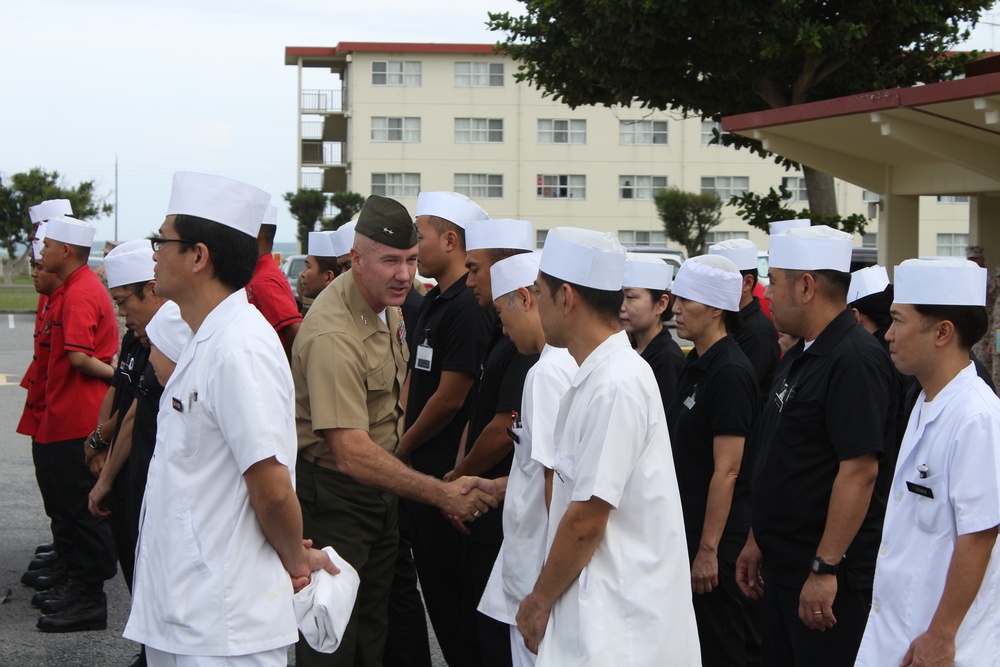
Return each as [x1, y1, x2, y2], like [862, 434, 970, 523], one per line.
[7, 314, 13, 329]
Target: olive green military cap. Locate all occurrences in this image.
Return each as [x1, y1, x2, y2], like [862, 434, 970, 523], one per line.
[355, 195, 417, 249]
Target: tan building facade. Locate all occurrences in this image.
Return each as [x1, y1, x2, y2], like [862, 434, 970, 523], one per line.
[286, 42, 971, 256]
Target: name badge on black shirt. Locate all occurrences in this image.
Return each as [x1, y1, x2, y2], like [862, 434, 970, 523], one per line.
[683, 383, 697, 410]
[415, 343, 433, 371]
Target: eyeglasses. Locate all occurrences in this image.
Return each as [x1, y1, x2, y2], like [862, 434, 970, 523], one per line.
[113, 284, 146, 309]
[149, 236, 198, 252]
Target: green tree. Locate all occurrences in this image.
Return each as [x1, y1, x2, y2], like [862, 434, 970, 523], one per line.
[0, 168, 113, 285]
[324, 191, 365, 231]
[655, 188, 723, 257]
[730, 185, 869, 235]
[283, 189, 328, 252]
[490, 0, 988, 219]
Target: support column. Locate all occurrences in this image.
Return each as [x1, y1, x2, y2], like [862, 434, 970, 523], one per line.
[970, 195, 1000, 269]
[879, 194, 920, 279]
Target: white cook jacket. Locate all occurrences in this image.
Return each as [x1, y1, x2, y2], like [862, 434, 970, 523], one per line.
[536, 331, 700, 666]
[478, 345, 576, 624]
[124, 290, 299, 656]
[855, 362, 1000, 667]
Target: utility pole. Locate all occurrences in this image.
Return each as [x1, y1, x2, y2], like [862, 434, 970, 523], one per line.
[114, 155, 119, 242]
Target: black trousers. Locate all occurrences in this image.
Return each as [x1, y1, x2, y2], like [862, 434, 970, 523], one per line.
[689, 532, 754, 667]
[296, 458, 398, 667]
[466, 539, 512, 667]
[110, 467, 135, 592]
[385, 501, 432, 667]
[760, 569, 871, 667]
[32, 439, 116, 584]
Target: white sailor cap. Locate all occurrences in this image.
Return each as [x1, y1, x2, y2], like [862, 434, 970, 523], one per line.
[539, 227, 626, 291]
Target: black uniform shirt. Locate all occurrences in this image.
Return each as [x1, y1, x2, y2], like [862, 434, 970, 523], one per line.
[405, 274, 491, 478]
[750, 309, 898, 588]
[640, 326, 686, 413]
[465, 318, 538, 544]
[666, 336, 758, 549]
[734, 297, 780, 406]
[110, 331, 149, 442]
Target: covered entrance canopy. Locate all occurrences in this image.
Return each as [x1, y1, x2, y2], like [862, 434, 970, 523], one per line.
[722, 57, 1000, 272]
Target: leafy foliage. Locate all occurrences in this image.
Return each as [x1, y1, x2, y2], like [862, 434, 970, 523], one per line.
[324, 192, 365, 231]
[283, 189, 329, 250]
[655, 188, 723, 257]
[730, 185, 869, 235]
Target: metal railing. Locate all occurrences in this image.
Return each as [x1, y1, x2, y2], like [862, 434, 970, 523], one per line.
[301, 120, 324, 140]
[301, 89, 345, 113]
[300, 171, 324, 190]
[302, 141, 343, 166]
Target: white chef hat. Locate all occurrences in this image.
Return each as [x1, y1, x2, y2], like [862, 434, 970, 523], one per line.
[165, 171, 271, 238]
[768, 218, 811, 235]
[104, 239, 155, 289]
[769, 225, 853, 272]
[539, 227, 626, 291]
[144, 300, 192, 363]
[308, 231, 337, 258]
[622, 253, 673, 290]
[29, 199, 73, 224]
[894, 258, 986, 306]
[491, 252, 542, 301]
[415, 192, 488, 229]
[45, 215, 96, 248]
[847, 265, 890, 304]
[466, 219, 534, 252]
[261, 204, 278, 226]
[32, 222, 47, 259]
[331, 221, 357, 258]
[709, 238, 758, 271]
[293, 546, 361, 654]
[671, 254, 743, 311]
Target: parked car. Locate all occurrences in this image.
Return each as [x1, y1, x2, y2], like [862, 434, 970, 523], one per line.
[623, 247, 686, 276]
[850, 247, 877, 272]
[281, 254, 306, 298]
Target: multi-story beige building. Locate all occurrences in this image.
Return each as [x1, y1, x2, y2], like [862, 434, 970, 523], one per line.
[285, 42, 972, 256]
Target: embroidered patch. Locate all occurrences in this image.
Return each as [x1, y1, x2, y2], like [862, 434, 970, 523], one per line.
[397, 308, 406, 346]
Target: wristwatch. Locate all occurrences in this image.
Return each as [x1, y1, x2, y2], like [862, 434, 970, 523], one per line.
[810, 556, 839, 575]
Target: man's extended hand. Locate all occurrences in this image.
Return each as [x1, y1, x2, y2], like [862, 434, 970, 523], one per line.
[289, 538, 341, 594]
[439, 476, 498, 520]
[735, 535, 765, 600]
[798, 572, 837, 631]
[516, 591, 551, 655]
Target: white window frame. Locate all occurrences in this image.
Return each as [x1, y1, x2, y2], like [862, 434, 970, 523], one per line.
[619, 120, 668, 145]
[619, 176, 668, 200]
[537, 174, 586, 199]
[371, 173, 421, 198]
[537, 119, 586, 144]
[862, 233, 878, 249]
[454, 118, 504, 143]
[455, 62, 504, 87]
[371, 60, 421, 86]
[705, 231, 750, 245]
[701, 176, 749, 200]
[454, 173, 504, 199]
[936, 233, 969, 257]
[618, 230, 668, 247]
[862, 189, 880, 202]
[781, 176, 808, 201]
[371, 117, 421, 143]
[937, 195, 970, 203]
[701, 120, 721, 146]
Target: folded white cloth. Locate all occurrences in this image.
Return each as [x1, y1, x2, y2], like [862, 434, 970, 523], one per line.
[292, 546, 360, 654]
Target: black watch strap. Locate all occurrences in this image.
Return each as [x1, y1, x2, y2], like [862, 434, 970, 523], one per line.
[810, 556, 839, 575]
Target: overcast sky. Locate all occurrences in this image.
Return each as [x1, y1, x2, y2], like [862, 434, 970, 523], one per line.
[2, 1, 997, 243]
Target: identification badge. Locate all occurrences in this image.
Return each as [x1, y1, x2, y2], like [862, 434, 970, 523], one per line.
[906, 481, 934, 499]
[172, 397, 183, 412]
[684, 394, 696, 409]
[415, 344, 433, 371]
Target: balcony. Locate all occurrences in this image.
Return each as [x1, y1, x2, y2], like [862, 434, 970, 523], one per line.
[301, 89, 345, 114]
[302, 141, 343, 166]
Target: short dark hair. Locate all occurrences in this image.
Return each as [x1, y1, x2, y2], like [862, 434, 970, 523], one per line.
[483, 248, 531, 264]
[315, 255, 340, 276]
[785, 268, 850, 302]
[425, 215, 467, 251]
[850, 285, 893, 330]
[646, 288, 675, 322]
[913, 303, 988, 350]
[119, 280, 151, 302]
[539, 271, 624, 321]
[740, 268, 758, 291]
[172, 214, 257, 290]
[259, 223, 277, 246]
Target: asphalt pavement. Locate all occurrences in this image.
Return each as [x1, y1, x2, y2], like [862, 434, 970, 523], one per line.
[0, 312, 447, 666]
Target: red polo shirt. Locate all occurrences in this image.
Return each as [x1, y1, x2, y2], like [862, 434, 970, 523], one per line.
[16, 294, 53, 437]
[246, 254, 302, 334]
[35, 265, 118, 443]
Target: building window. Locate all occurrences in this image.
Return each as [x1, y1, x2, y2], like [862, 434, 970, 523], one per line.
[618, 230, 668, 247]
[862, 233, 878, 248]
[537, 119, 586, 144]
[937, 195, 970, 203]
[371, 173, 420, 198]
[701, 176, 749, 199]
[701, 120, 721, 146]
[862, 189, 880, 202]
[705, 231, 750, 244]
[455, 62, 504, 87]
[936, 233, 969, 257]
[619, 176, 667, 200]
[455, 174, 503, 199]
[455, 118, 503, 143]
[619, 120, 668, 145]
[537, 174, 586, 199]
[781, 176, 808, 201]
[371, 117, 421, 142]
[536, 229, 548, 249]
[371, 61, 421, 86]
